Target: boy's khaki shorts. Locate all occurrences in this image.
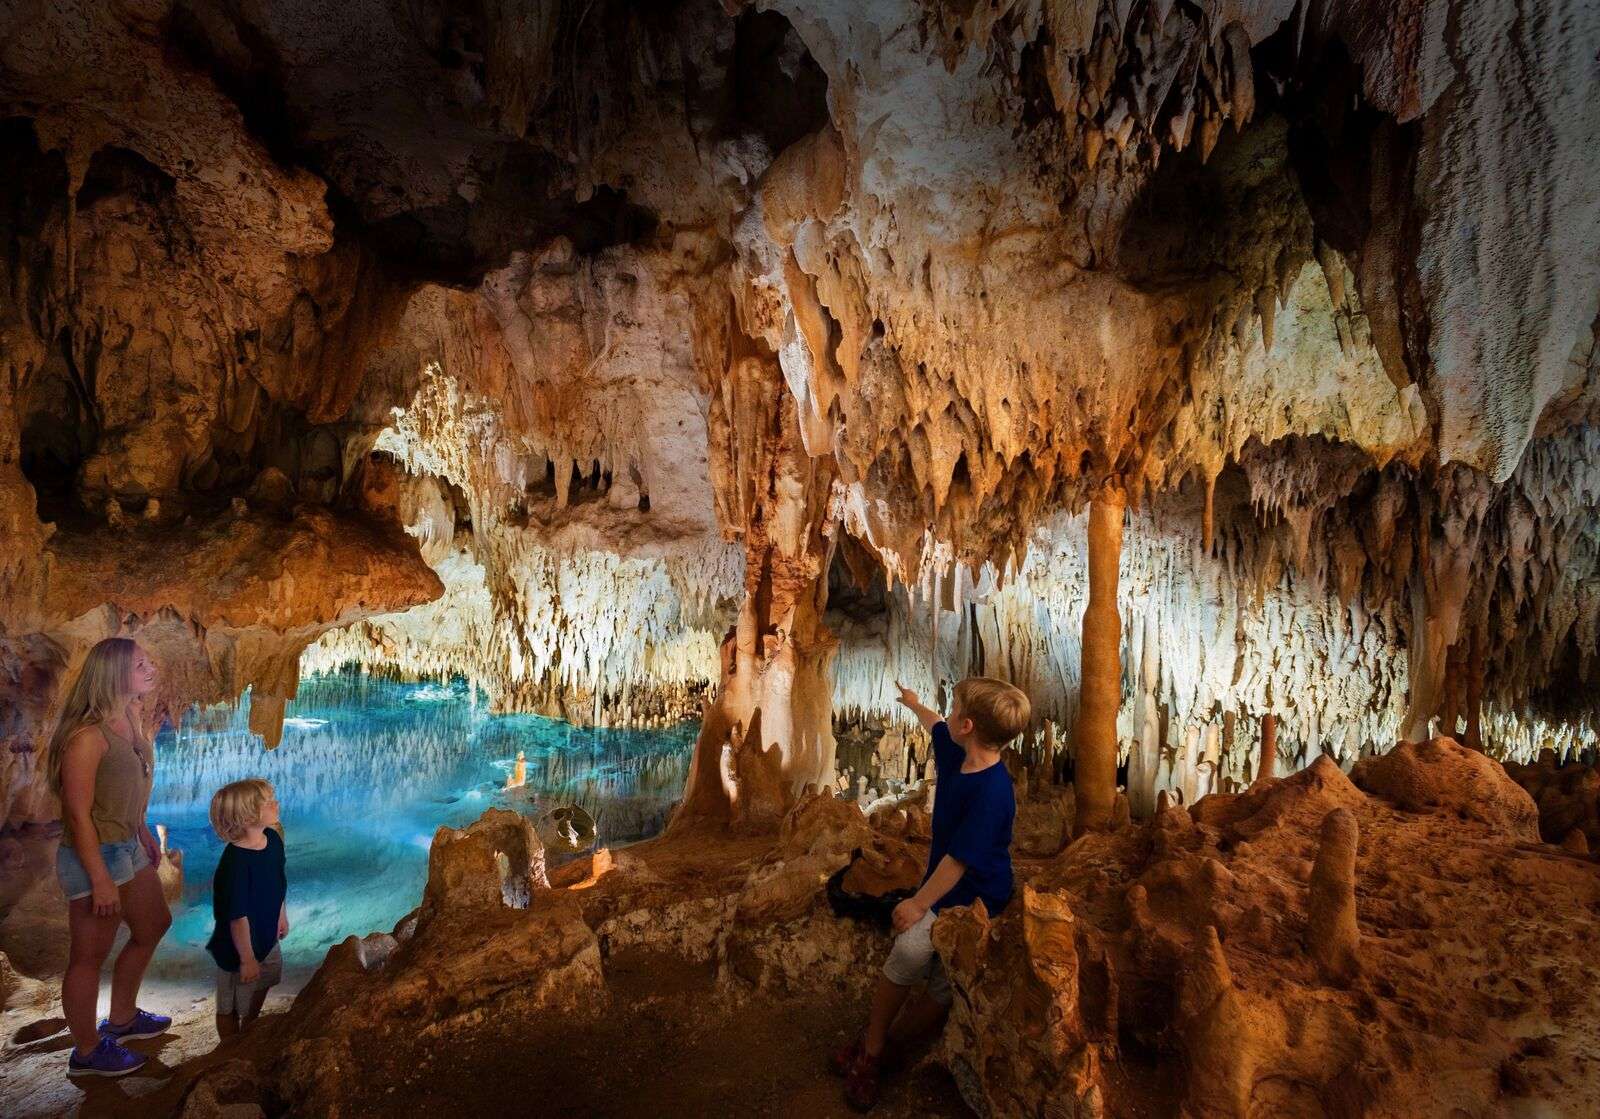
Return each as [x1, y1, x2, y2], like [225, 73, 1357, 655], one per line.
[215, 943, 282, 1015]
[882, 910, 952, 1005]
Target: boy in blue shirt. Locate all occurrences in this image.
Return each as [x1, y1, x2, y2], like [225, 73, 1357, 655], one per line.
[835, 676, 1029, 1111]
[205, 778, 289, 1040]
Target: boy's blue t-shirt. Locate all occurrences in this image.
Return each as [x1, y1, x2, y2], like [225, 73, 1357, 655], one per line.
[205, 827, 287, 971]
[925, 721, 1015, 914]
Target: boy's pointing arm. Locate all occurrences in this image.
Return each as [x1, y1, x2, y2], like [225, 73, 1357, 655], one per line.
[895, 682, 942, 732]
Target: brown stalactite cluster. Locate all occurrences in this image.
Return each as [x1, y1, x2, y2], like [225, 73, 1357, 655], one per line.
[2, 2, 1600, 1113]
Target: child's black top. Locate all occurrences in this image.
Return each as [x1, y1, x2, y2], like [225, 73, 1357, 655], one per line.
[205, 828, 287, 971]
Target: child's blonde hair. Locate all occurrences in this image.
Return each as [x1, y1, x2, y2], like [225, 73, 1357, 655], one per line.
[953, 677, 1031, 746]
[210, 778, 275, 842]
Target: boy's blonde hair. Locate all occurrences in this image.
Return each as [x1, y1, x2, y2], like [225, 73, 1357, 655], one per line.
[953, 677, 1031, 746]
[210, 778, 274, 842]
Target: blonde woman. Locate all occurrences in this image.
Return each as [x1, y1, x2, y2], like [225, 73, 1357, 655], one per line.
[48, 638, 173, 1077]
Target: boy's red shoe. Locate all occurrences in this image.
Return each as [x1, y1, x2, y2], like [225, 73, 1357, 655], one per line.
[844, 1050, 881, 1112]
[829, 1036, 863, 1077]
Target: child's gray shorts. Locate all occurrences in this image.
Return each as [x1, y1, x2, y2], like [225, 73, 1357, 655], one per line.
[216, 943, 282, 1015]
[882, 910, 952, 1005]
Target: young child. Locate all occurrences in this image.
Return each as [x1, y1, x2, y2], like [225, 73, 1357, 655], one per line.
[205, 778, 289, 1040]
[836, 676, 1029, 1111]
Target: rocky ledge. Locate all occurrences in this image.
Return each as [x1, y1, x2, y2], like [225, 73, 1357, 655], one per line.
[136, 737, 1600, 1118]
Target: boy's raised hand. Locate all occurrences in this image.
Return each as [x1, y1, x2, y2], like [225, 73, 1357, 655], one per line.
[896, 681, 941, 732]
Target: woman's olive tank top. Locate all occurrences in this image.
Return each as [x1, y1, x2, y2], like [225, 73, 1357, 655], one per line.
[62, 721, 152, 846]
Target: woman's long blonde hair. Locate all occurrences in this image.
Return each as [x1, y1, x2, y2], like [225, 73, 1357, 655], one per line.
[47, 637, 140, 795]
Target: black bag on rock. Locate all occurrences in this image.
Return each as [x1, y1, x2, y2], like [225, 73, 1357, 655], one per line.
[826, 848, 915, 928]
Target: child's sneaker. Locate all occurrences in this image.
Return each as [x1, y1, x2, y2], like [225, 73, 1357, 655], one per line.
[67, 1037, 147, 1077]
[829, 1036, 862, 1076]
[832, 1036, 903, 1078]
[844, 1050, 881, 1112]
[98, 1007, 171, 1041]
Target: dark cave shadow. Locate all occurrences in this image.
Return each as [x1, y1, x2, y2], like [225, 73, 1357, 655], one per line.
[10, 1016, 68, 1046]
[72, 1053, 178, 1111]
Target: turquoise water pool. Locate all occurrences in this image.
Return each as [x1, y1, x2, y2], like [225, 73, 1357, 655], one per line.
[146, 673, 696, 981]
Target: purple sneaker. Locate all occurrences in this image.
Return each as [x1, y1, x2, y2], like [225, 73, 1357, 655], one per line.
[67, 1037, 147, 1077]
[98, 1007, 171, 1041]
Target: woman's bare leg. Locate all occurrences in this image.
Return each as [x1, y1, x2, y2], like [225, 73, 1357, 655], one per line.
[63, 898, 121, 1055]
[107, 865, 171, 1025]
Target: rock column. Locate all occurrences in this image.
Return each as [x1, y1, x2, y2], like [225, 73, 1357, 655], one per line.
[1256, 713, 1277, 784]
[1463, 622, 1485, 750]
[671, 351, 837, 833]
[1401, 477, 1485, 743]
[1074, 489, 1124, 836]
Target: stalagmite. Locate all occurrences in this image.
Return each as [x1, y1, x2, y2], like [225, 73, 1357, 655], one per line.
[1181, 726, 1200, 805]
[672, 359, 837, 832]
[1307, 808, 1361, 984]
[1074, 490, 1125, 836]
[1128, 605, 1162, 818]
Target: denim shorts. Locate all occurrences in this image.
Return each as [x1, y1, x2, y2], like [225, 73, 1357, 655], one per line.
[56, 836, 150, 901]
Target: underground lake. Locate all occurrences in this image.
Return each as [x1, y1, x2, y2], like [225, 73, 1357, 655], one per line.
[145, 672, 697, 984]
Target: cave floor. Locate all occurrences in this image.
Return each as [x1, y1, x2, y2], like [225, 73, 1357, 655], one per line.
[0, 979, 297, 1118]
[326, 948, 970, 1118]
[4, 950, 973, 1118]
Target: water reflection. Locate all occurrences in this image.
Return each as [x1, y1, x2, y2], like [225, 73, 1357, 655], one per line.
[147, 672, 694, 979]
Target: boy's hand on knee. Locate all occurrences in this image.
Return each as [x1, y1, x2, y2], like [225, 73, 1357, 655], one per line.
[892, 897, 928, 933]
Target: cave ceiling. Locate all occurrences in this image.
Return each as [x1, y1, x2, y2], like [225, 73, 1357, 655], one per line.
[2, 0, 1599, 815]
